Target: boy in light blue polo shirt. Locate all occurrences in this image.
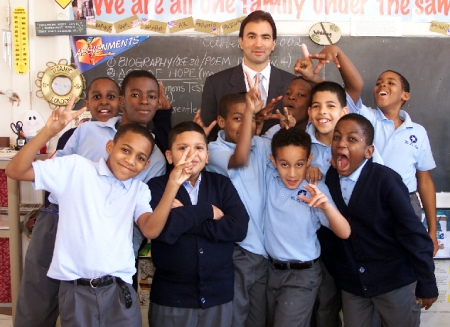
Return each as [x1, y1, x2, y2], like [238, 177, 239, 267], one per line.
[206, 89, 271, 327]
[264, 128, 350, 327]
[14, 70, 170, 327]
[345, 70, 438, 255]
[6, 105, 196, 327]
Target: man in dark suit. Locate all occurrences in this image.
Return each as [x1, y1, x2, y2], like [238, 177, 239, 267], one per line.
[201, 10, 296, 141]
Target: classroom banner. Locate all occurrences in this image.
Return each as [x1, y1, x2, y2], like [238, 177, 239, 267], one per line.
[70, 35, 148, 73]
[76, 0, 450, 23]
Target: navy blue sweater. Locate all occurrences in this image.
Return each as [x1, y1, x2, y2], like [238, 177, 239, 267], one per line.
[147, 171, 249, 309]
[325, 159, 438, 299]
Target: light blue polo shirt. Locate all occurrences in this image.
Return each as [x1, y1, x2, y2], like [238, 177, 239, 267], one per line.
[183, 173, 202, 205]
[340, 159, 368, 205]
[49, 117, 166, 204]
[264, 163, 335, 262]
[306, 122, 384, 177]
[32, 155, 152, 284]
[207, 130, 271, 257]
[347, 94, 435, 192]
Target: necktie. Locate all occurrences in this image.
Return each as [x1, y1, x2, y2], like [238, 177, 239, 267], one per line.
[257, 73, 267, 104]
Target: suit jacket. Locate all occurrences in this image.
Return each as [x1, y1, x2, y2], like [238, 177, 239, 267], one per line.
[148, 171, 249, 309]
[325, 159, 438, 299]
[201, 64, 296, 141]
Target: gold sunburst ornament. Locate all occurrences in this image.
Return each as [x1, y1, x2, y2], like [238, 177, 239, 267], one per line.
[35, 59, 86, 109]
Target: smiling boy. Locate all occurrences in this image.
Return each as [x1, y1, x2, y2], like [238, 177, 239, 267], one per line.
[147, 121, 249, 327]
[348, 71, 437, 254]
[13, 70, 170, 327]
[207, 82, 271, 327]
[264, 128, 350, 327]
[6, 103, 196, 327]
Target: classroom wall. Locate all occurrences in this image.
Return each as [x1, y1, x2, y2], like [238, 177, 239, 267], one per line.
[0, 0, 448, 207]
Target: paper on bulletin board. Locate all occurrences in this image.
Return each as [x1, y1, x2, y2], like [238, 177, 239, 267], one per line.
[421, 260, 450, 326]
[194, 20, 220, 35]
[114, 15, 140, 33]
[221, 17, 246, 35]
[168, 17, 194, 33]
[351, 16, 402, 36]
[430, 21, 450, 36]
[140, 20, 167, 34]
[87, 19, 113, 33]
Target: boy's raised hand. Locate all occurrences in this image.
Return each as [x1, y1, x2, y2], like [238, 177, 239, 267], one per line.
[46, 94, 87, 136]
[294, 44, 316, 79]
[193, 110, 217, 137]
[168, 147, 198, 186]
[158, 81, 172, 110]
[309, 45, 341, 74]
[244, 72, 264, 114]
[298, 183, 331, 210]
[276, 107, 296, 130]
[255, 96, 283, 134]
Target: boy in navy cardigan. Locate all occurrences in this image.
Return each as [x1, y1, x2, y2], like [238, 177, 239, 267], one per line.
[147, 121, 249, 327]
[325, 114, 438, 327]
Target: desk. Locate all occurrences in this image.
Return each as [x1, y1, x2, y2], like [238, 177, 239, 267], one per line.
[0, 161, 21, 319]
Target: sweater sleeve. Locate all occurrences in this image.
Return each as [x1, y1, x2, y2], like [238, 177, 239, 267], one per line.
[148, 176, 214, 245]
[188, 176, 249, 243]
[385, 173, 438, 298]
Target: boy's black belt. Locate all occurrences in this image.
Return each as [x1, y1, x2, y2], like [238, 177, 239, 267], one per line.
[67, 275, 132, 308]
[70, 275, 115, 288]
[269, 256, 318, 270]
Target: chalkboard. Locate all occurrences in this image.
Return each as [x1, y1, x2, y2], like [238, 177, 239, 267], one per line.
[81, 36, 450, 192]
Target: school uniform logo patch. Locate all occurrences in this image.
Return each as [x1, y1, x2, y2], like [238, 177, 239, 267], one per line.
[405, 135, 419, 149]
[292, 189, 308, 204]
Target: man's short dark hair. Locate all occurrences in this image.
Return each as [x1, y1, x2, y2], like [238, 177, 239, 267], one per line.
[239, 10, 277, 40]
[219, 93, 246, 119]
[337, 114, 375, 145]
[168, 121, 208, 150]
[114, 123, 155, 155]
[121, 70, 159, 96]
[271, 128, 311, 159]
[311, 81, 346, 107]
